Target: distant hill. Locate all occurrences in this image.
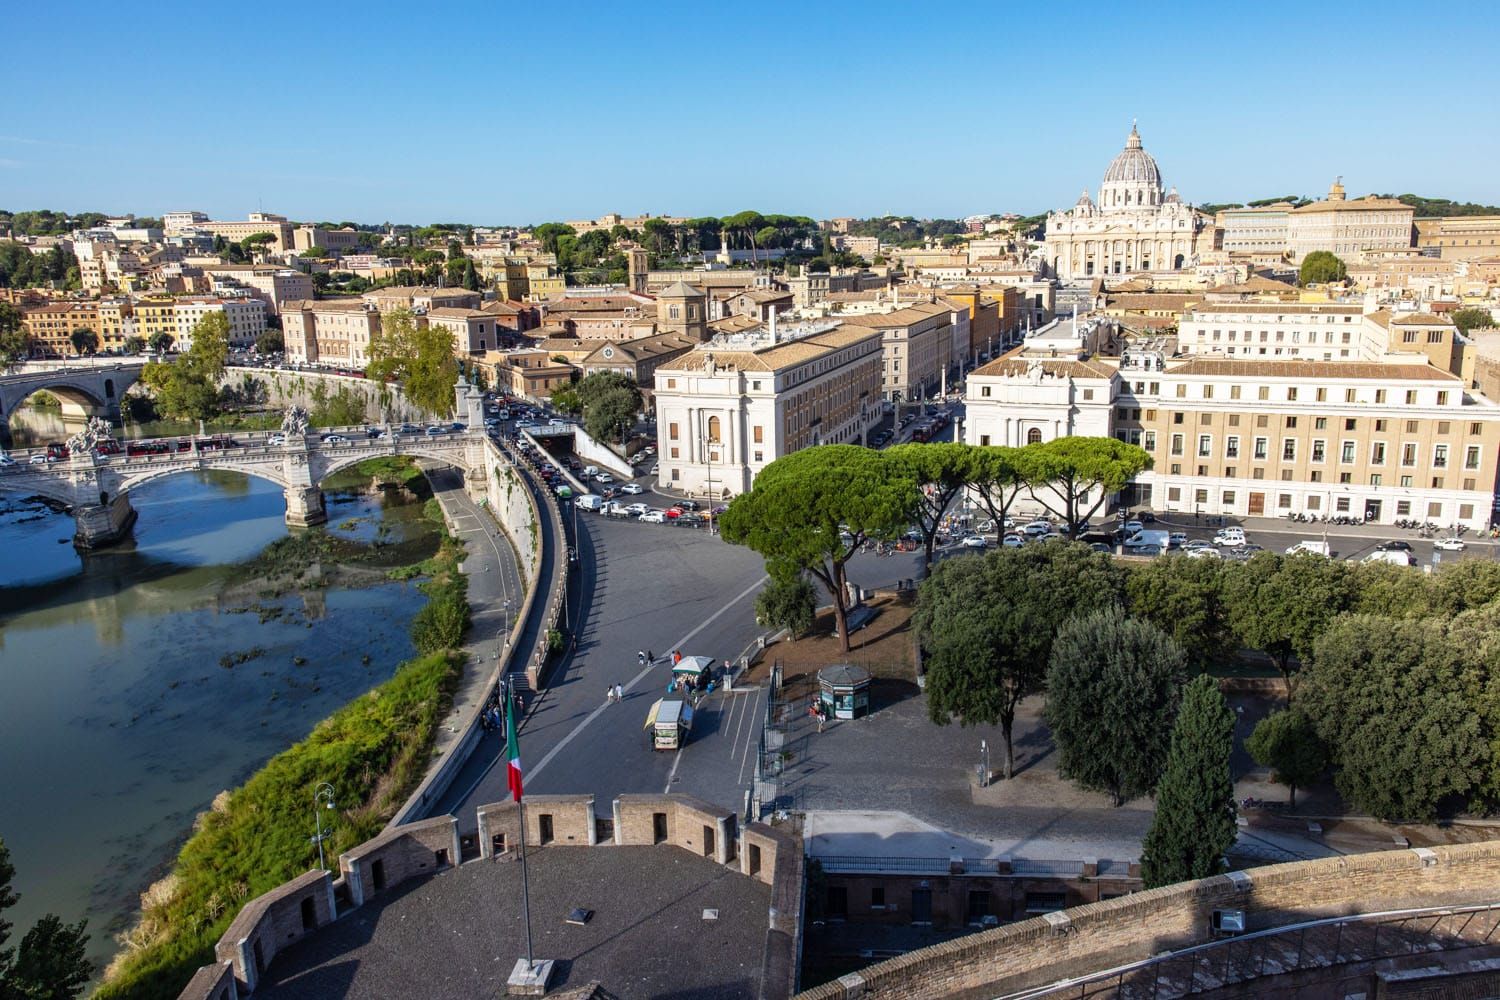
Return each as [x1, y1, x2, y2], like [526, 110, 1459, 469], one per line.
[1382, 195, 1500, 218]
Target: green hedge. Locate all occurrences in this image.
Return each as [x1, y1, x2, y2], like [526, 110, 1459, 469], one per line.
[94, 649, 460, 999]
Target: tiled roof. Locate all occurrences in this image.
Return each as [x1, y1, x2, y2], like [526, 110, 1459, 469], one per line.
[1389, 312, 1455, 326]
[1166, 358, 1456, 381]
[664, 323, 881, 374]
[971, 357, 1117, 379]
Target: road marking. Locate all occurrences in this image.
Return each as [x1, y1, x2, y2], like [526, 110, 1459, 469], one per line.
[663, 745, 686, 793]
[524, 573, 767, 786]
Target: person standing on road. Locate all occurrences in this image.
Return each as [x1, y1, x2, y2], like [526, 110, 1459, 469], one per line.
[637, 650, 646, 666]
[646, 649, 655, 665]
[606, 683, 616, 704]
[614, 683, 624, 703]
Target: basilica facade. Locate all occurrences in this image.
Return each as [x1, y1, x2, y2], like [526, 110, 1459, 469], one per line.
[1045, 124, 1206, 281]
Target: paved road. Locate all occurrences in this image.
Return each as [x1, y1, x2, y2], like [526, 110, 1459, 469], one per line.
[435, 510, 772, 830]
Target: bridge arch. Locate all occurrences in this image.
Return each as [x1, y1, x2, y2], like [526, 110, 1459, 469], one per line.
[1, 381, 111, 421]
[0, 475, 79, 507]
[115, 461, 293, 498]
[315, 446, 474, 484]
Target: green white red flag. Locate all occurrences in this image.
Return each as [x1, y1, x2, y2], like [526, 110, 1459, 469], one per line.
[506, 693, 523, 802]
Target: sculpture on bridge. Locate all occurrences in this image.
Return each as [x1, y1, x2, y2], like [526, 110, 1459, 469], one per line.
[280, 406, 311, 437]
[66, 416, 113, 457]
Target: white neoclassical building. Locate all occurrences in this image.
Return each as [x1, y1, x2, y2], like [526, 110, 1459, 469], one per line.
[1045, 124, 1205, 281]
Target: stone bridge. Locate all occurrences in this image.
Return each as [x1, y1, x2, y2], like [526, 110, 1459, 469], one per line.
[0, 381, 493, 547]
[0, 360, 145, 433]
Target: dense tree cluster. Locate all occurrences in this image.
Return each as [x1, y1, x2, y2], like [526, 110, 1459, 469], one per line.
[0, 241, 79, 289]
[1298, 250, 1347, 285]
[366, 307, 459, 418]
[139, 313, 231, 420]
[1451, 307, 1496, 334]
[551, 371, 642, 444]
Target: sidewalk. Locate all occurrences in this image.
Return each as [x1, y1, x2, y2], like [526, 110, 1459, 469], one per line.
[418, 464, 524, 768]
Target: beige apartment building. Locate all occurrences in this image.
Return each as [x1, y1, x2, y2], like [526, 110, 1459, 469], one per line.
[292, 226, 362, 252]
[1126, 358, 1500, 526]
[1217, 203, 1293, 254]
[174, 296, 266, 349]
[282, 299, 382, 367]
[1286, 181, 1413, 263]
[1415, 217, 1500, 260]
[841, 300, 966, 402]
[361, 286, 482, 314]
[652, 320, 884, 496]
[1176, 302, 1463, 370]
[198, 213, 295, 251]
[203, 266, 314, 316]
[425, 307, 503, 354]
[20, 302, 100, 356]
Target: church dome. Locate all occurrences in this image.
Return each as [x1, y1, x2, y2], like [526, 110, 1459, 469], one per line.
[1101, 123, 1161, 188]
[1097, 122, 1165, 213]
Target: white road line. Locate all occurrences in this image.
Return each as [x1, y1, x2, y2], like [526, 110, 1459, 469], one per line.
[727, 690, 749, 759]
[525, 574, 767, 785]
[663, 744, 686, 794]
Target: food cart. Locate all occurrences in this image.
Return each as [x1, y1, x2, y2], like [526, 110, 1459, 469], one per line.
[645, 697, 694, 750]
[671, 654, 716, 692]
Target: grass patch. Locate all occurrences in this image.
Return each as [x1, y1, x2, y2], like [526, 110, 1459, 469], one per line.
[94, 648, 461, 1000]
[321, 456, 430, 494]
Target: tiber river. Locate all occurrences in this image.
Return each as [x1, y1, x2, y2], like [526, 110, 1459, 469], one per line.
[0, 406, 442, 976]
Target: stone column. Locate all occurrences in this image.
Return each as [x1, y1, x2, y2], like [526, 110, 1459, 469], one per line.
[73, 492, 137, 549]
[284, 485, 326, 527]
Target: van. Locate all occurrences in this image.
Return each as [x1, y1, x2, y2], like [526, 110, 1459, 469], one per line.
[1125, 529, 1171, 551]
[1285, 540, 1331, 557]
[575, 494, 603, 512]
[1363, 549, 1416, 567]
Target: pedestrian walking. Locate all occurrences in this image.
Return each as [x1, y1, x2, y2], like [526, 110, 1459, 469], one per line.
[646, 649, 655, 664]
[614, 683, 624, 703]
[637, 650, 646, 666]
[606, 684, 615, 704]
[817, 703, 827, 734]
[672, 649, 682, 666]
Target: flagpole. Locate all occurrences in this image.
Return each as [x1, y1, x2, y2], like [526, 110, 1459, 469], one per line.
[507, 676, 536, 969]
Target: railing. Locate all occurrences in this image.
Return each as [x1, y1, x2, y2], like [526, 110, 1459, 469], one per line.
[1000, 901, 1500, 1000]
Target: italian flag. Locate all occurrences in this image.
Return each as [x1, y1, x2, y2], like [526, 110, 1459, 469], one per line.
[505, 695, 523, 802]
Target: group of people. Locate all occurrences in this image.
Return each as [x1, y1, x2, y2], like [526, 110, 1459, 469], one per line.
[481, 687, 522, 736]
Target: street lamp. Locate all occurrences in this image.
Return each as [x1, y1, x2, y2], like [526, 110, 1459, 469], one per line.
[311, 782, 336, 871]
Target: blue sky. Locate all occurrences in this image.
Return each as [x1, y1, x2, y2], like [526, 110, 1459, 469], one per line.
[3, 1, 1497, 224]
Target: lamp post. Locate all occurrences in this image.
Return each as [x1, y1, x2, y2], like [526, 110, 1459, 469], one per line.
[311, 782, 336, 871]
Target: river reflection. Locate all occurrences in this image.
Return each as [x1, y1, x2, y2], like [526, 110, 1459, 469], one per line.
[0, 465, 438, 976]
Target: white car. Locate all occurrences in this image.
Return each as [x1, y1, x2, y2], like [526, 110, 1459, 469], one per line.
[959, 535, 988, 549]
[1213, 528, 1247, 547]
[1001, 534, 1026, 548]
[646, 464, 659, 476]
[1168, 532, 1189, 548]
[267, 433, 286, 446]
[323, 434, 350, 444]
[624, 502, 650, 517]
[594, 473, 614, 484]
[1185, 546, 1222, 560]
[1434, 536, 1466, 552]
[29, 453, 50, 465]
[1124, 519, 1145, 535]
[1022, 520, 1052, 537]
[638, 509, 667, 524]
[0, 454, 15, 468]
[619, 483, 643, 495]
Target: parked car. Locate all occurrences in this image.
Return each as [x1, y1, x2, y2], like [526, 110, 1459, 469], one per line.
[267, 433, 286, 446]
[1434, 536, 1466, 552]
[595, 473, 615, 484]
[1022, 520, 1052, 537]
[1213, 527, 1247, 547]
[675, 499, 700, 511]
[1001, 533, 1026, 548]
[664, 507, 683, 519]
[1185, 546, 1223, 560]
[624, 503, 650, 517]
[959, 534, 988, 549]
[647, 464, 659, 476]
[1132, 543, 1164, 557]
[619, 482, 643, 495]
[1168, 532, 1189, 548]
[1124, 519, 1144, 536]
[1376, 540, 1413, 552]
[1183, 539, 1215, 552]
[29, 453, 50, 465]
[1088, 542, 1112, 553]
[639, 509, 667, 523]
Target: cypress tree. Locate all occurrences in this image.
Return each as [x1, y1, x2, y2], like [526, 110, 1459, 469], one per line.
[1139, 674, 1238, 888]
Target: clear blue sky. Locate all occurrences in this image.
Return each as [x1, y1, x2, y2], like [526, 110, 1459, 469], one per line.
[3, 1, 1497, 225]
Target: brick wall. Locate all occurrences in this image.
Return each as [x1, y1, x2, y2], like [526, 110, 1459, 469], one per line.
[822, 870, 1140, 928]
[338, 815, 460, 907]
[616, 794, 736, 864]
[213, 869, 335, 994]
[794, 842, 1500, 1000]
[177, 961, 237, 1000]
[478, 795, 595, 855]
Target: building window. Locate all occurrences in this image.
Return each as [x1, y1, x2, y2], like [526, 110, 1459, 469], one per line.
[1370, 474, 1382, 486]
[1203, 385, 1214, 399]
[1258, 386, 1269, 401]
[667, 378, 677, 389]
[1253, 437, 1268, 460]
[669, 422, 679, 440]
[1027, 428, 1042, 445]
[1345, 418, 1357, 431]
[1461, 503, 1475, 520]
[1176, 383, 1186, 398]
[981, 386, 991, 397]
[754, 451, 763, 462]
[1434, 444, 1448, 468]
[1167, 487, 1182, 502]
[1311, 440, 1326, 463]
[1171, 434, 1184, 456]
[1082, 389, 1094, 400]
[1396, 500, 1412, 516]
[707, 415, 721, 444]
[670, 447, 679, 459]
[1429, 501, 1444, 518]
[1336, 496, 1351, 512]
[1225, 436, 1239, 459]
[1278, 494, 1292, 509]
[1371, 442, 1386, 465]
[1143, 431, 1156, 450]
[1340, 441, 1355, 463]
[1198, 435, 1212, 457]
[1222, 490, 1236, 505]
[1466, 446, 1481, 470]
[1282, 439, 1296, 461]
[979, 435, 990, 446]
[1287, 387, 1298, 401]
[1438, 391, 1450, 405]
[1230, 385, 1241, 400]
